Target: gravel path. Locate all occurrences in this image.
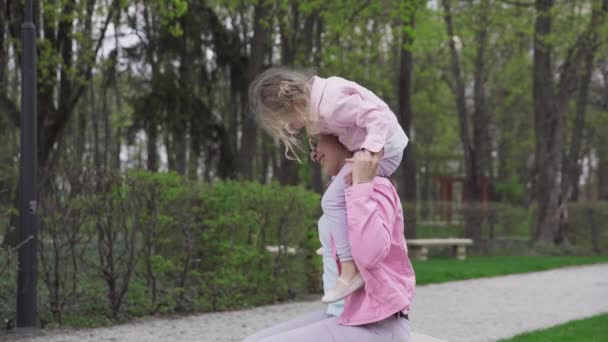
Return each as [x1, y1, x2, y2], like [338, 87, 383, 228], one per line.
[4, 263, 608, 342]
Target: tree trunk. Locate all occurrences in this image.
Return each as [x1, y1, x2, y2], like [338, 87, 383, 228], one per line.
[276, 4, 300, 186]
[173, 124, 187, 176]
[115, 128, 121, 171]
[311, 14, 324, 193]
[279, 153, 299, 185]
[146, 122, 158, 172]
[442, 0, 484, 246]
[113, 9, 122, 171]
[90, 80, 101, 172]
[102, 81, 111, 170]
[239, 2, 270, 180]
[114, 97, 121, 171]
[0, 0, 6, 89]
[77, 106, 87, 169]
[599, 153, 608, 200]
[188, 123, 200, 181]
[164, 129, 175, 172]
[473, 0, 491, 184]
[398, 15, 417, 240]
[533, 0, 562, 244]
[562, 2, 602, 203]
[259, 135, 271, 184]
[533, 0, 607, 244]
[442, 0, 473, 188]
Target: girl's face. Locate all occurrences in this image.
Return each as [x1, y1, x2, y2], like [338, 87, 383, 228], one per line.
[286, 101, 308, 131]
[287, 118, 305, 131]
[312, 135, 348, 176]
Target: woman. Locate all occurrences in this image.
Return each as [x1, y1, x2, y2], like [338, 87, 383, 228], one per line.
[243, 134, 415, 342]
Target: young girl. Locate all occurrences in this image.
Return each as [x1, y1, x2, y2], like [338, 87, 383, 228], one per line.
[249, 67, 408, 303]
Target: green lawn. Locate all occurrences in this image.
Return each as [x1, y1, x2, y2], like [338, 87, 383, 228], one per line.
[412, 255, 608, 285]
[499, 313, 608, 342]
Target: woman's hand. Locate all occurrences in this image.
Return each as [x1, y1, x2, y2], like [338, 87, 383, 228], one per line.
[346, 148, 383, 185]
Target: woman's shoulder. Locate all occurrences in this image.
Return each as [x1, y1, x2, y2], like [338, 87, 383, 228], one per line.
[372, 176, 397, 192]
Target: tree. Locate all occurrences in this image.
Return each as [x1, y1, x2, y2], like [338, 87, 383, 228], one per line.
[532, 0, 607, 245]
[442, 0, 493, 245]
[2, 0, 122, 247]
[397, 1, 424, 239]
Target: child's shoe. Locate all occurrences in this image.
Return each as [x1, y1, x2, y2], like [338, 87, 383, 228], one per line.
[321, 273, 364, 304]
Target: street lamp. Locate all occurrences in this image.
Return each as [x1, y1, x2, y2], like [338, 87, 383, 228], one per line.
[16, 0, 39, 331]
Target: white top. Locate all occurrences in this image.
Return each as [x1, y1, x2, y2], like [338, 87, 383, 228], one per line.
[318, 213, 345, 316]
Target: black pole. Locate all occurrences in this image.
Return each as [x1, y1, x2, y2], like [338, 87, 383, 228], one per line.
[16, 0, 38, 331]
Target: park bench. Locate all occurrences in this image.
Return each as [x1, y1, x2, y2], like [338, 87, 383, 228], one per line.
[407, 238, 473, 261]
[264, 245, 298, 255]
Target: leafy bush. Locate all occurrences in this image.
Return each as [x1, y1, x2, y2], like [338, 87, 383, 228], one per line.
[495, 176, 526, 205]
[404, 200, 608, 255]
[191, 181, 320, 311]
[568, 201, 608, 253]
[1, 170, 322, 329]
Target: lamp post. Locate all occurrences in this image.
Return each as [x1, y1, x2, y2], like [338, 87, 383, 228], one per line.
[16, 0, 39, 331]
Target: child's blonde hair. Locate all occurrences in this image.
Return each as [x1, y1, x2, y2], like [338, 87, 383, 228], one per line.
[248, 67, 317, 161]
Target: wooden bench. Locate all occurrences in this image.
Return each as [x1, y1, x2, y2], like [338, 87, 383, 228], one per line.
[264, 245, 298, 255]
[407, 238, 473, 261]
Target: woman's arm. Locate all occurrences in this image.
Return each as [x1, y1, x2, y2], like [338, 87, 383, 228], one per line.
[345, 181, 397, 269]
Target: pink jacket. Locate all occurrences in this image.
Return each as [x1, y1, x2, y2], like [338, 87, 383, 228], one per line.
[309, 76, 400, 153]
[332, 178, 416, 326]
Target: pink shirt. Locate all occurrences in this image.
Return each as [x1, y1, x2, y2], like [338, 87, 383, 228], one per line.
[309, 76, 401, 153]
[333, 178, 416, 326]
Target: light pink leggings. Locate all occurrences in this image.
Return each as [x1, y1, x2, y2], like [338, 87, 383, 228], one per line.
[242, 310, 411, 342]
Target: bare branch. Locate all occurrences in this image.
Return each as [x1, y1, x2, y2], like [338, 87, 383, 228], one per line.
[348, 0, 372, 22]
[498, 0, 535, 6]
[556, 0, 607, 102]
[69, 0, 118, 111]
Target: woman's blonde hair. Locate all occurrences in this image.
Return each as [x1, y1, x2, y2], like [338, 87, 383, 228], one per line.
[248, 67, 317, 162]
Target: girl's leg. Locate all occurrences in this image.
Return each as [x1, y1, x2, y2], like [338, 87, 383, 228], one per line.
[320, 163, 363, 303]
[378, 126, 408, 177]
[243, 310, 331, 342]
[328, 128, 406, 259]
[333, 152, 405, 259]
[324, 163, 353, 262]
[256, 315, 412, 342]
[377, 150, 404, 177]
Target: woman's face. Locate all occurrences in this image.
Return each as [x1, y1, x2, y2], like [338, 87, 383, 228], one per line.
[312, 135, 347, 176]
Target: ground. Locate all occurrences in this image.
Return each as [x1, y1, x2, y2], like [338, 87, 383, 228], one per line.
[3, 263, 608, 342]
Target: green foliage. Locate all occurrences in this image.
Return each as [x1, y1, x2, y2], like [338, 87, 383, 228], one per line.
[495, 176, 526, 205]
[0, 254, 16, 330]
[0, 171, 322, 329]
[568, 201, 608, 253]
[192, 180, 320, 310]
[499, 313, 608, 342]
[412, 255, 608, 285]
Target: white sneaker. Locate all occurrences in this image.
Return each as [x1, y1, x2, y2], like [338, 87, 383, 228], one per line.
[321, 273, 364, 304]
[316, 247, 323, 256]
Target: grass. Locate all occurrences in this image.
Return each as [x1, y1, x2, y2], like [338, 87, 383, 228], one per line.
[499, 313, 608, 342]
[412, 255, 608, 285]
